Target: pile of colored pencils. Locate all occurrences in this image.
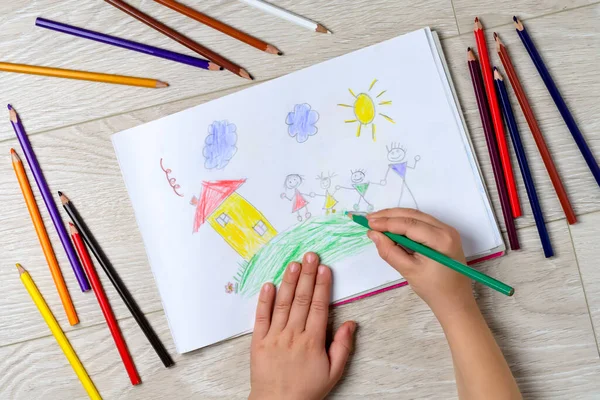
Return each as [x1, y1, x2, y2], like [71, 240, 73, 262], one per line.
[467, 16, 599, 258]
[1, 0, 332, 87]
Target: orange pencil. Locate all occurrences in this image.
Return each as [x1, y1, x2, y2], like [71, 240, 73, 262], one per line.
[474, 17, 521, 218]
[10, 149, 79, 325]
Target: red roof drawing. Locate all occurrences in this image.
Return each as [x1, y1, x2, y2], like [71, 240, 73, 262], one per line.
[193, 179, 246, 232]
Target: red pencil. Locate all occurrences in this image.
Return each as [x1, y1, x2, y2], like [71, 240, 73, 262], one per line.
[474, 17, 521, 218]
[69, 223, 141, 386]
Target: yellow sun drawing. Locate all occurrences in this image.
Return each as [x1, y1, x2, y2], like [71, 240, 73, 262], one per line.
[338, 79, 395, 141]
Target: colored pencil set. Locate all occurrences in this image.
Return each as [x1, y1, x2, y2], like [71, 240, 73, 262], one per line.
[467, 16, 599, 258]
[9, 105, 174, 396]
[0, 0, 330, 88]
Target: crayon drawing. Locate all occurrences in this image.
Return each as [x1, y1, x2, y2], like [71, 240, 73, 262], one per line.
[286, 103, 319, 143]
[160, 158, 184, 197]
[203, 120, 238, 170]
[234, 213, 372, 297]
[336, 169, 382, 212]
[311, 172, 339, 215]
[381, 143, 421, 209]
[338, 79, 395, 141]
[192, 179, 277, 260]
[281, 174, 312, 221]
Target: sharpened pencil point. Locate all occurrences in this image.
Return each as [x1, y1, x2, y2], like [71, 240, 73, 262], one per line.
[16, 263, 25, 274]
[7, 104, 12, 110]
[278, 51, 283, 56]
[474, 17, 479, 22]
[57, 191, 63, 196]
[156, 81, 169, 88]
[493, 32, 498, 39]
[69, 222, 78, 235]
[513, 16, 518, 22]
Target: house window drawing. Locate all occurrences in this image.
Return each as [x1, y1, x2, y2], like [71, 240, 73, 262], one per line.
[216, 213, 232, 227]
[192, 179, 277, 261]
[254, 220, 268, 236]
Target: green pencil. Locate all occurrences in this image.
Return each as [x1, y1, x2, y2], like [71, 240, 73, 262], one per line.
[348, 213, 514, 297]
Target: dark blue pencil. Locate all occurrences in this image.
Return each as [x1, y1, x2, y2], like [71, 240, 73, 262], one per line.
[494, 68, 553, 258]
[36, 18, 221, 71]
[513, 16, 600, 187]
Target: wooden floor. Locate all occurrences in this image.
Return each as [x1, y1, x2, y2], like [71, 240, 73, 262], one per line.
[1, 0, 600, 398]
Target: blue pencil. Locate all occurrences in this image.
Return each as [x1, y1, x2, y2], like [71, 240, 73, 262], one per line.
[35, 18, 221, 71]
[513, 16, 600, 188]
[494, 68, 553, 258]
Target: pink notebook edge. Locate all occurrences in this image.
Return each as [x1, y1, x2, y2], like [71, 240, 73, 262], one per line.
[333, 250, 505, 307]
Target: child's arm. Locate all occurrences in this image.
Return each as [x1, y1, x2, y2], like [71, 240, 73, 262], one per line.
[367, 208, 521, 400]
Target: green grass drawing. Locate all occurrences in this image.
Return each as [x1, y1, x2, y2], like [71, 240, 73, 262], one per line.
[235, 213, 372, 297]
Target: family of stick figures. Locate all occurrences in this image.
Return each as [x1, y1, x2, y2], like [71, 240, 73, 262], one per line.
[280, 143, 420, 221]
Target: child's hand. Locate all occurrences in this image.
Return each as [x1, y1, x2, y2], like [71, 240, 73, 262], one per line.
[249, 253, 356, 400]
[366, 208, 474, 317]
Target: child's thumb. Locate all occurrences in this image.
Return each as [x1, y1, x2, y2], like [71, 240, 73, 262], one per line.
[328, 321, 357, 384]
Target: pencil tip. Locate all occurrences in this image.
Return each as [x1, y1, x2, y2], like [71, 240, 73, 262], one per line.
[493, 66, 497, 71]
[69, 222, 78, 234]
[474, 17, 479, 22]
[220, 67, 224, 70]
[467, 46, 471, 51]
[57, 191, 63, 196]
[16, 263, 25, 274]
[513, 16, 518, 22]
[277, 51, 283, 56]
[493, 32, 498, 39]
[7, 104, 12, 110]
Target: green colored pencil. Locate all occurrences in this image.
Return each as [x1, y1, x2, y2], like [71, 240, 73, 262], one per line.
[349, 213, 514, 297]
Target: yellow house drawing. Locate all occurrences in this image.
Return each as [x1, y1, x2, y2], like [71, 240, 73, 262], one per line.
[192, 179, 277, 260]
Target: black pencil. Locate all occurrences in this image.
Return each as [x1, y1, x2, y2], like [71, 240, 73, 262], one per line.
[58, 191, 174, 368]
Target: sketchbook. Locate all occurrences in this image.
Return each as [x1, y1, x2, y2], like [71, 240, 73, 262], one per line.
[112, 28, 504, 353]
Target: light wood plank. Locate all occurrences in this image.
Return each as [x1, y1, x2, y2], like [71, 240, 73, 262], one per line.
[1, 220, 599, 399]
[569, 211, 600, 353]
[441, 4, 600, 232]
[0, 0, 458, 140]
[452, 0, 599, 34]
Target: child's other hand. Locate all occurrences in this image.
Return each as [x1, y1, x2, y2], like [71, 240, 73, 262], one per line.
[366, 208, 474, 317]
[249, 253, 356, 400]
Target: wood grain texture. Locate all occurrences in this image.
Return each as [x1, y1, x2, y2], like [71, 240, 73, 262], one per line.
[2, 221, 600, 399]
[569, 211, 600, 354]
[0, 0, 458, 140]
[452, 0, 600, 34]
[441, 4, 600, 232]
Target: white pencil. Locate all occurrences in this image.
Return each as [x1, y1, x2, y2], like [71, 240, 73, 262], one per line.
[238, 0, 331, 34]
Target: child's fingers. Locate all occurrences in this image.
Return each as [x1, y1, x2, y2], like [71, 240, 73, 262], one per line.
[305, 265, 332, 343]
[287, 253, 319, 332]
[328, 321, 357, 384]
[270, 262, 300, 332]
[253, 283, 275, 340]
[368, 208, 447, 229]
[368, 216, 449, 251]
[367, 231, 414, 274]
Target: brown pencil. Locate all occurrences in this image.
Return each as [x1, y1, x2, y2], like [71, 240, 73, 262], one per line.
[494, 32, 576, 225]
[104, 0, 252, 80]
[154, 0, 282, 55]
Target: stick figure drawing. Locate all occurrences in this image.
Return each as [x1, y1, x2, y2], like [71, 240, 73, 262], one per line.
[310, 172, 339, 215]
[336, 169, 382, 212]
[281, 174, 312, 221]
[381, 143, 421, 208]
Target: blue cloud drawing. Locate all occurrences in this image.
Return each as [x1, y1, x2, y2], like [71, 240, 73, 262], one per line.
[203, 120, 238, 170]
[286, 103, 319, 143]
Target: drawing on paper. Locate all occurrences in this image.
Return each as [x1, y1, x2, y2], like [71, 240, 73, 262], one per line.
[281, 174, 312, 222]
[338, 79, 395, 141]
[191, 179, 277, 261]
[310, 172, 339, 215]
[203, 120, 238, 170]
[336, 169, 381, 212]
[381, 143, 421, 209]
[160, 158, 184, 197]
[225, 282, 237, 294]
[286, 103, 319, 143]
[234, 213, 373, 297]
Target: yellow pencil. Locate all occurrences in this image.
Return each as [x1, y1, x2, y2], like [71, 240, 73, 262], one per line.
[0, 62, 168, 88]
[16, 264, 102, 400]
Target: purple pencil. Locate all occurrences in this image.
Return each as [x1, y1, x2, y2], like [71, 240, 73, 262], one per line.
[466, 49, 520, 250]
[8, 105, 90, 292]
[35, 18, 222, 71]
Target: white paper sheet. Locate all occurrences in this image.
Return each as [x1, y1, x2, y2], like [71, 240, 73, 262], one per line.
[112, 28, 503, 353]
